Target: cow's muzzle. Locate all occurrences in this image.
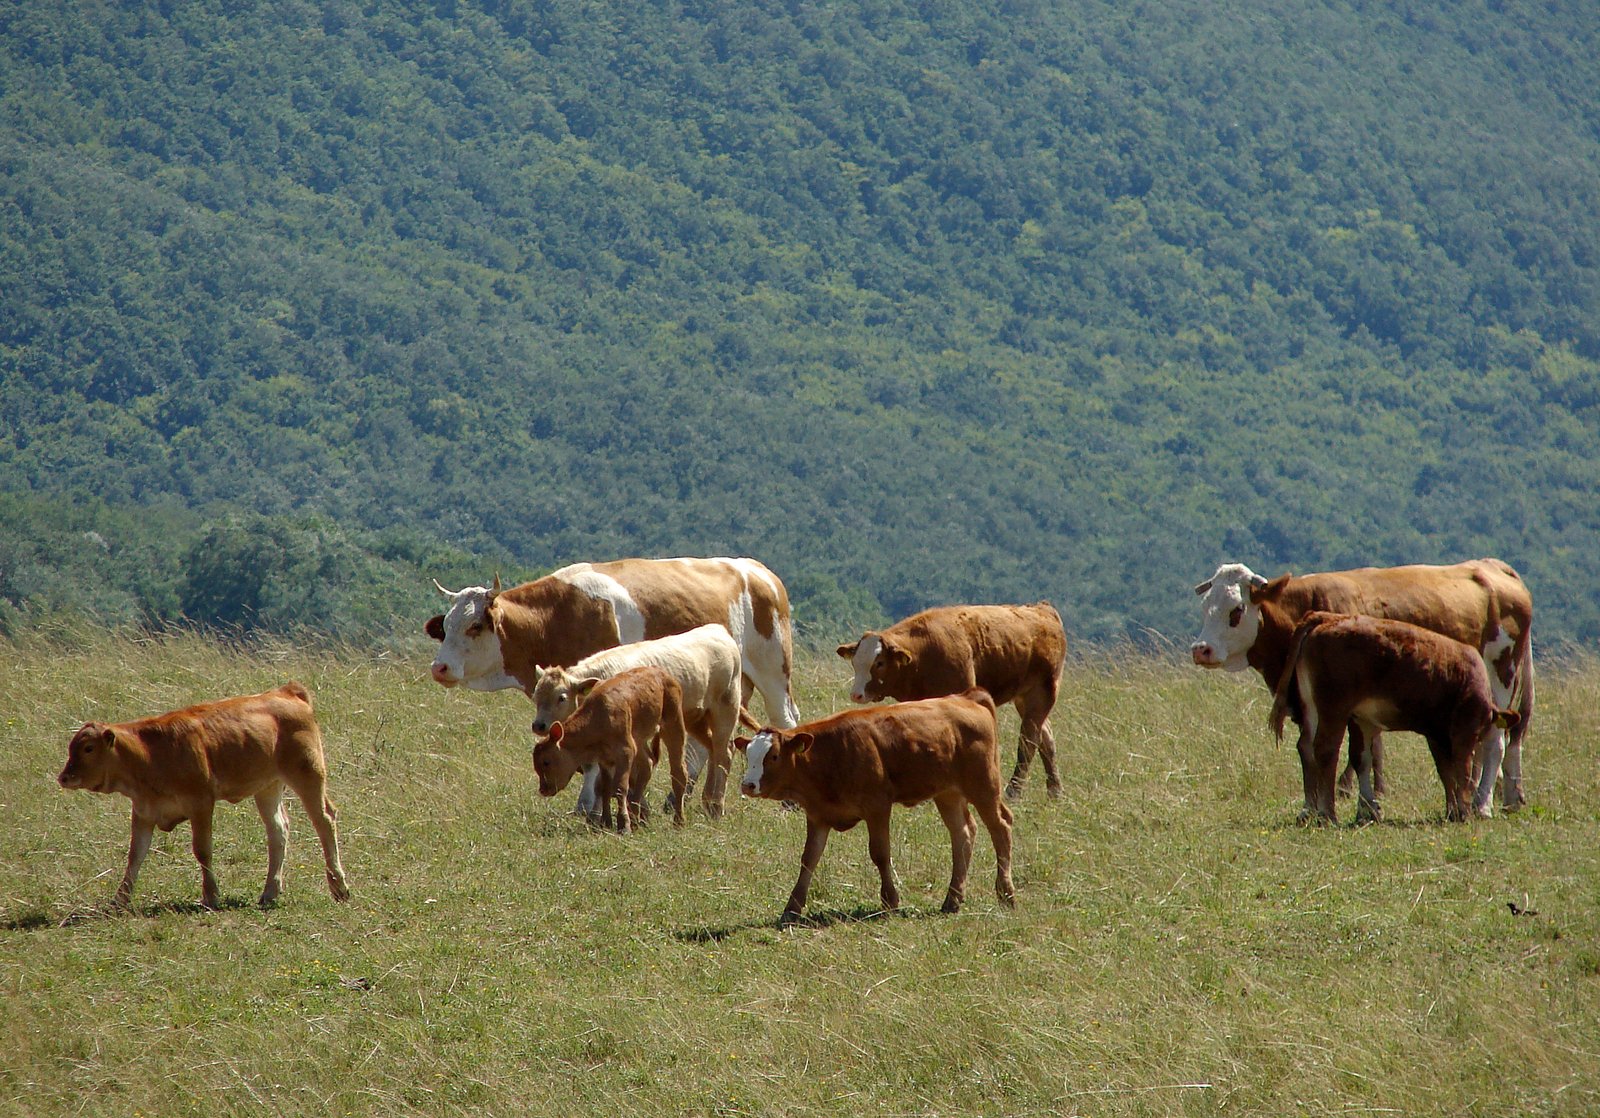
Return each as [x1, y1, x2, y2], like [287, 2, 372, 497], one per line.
[1191, 643, 1221, 667]
[430, 662, 458, 686]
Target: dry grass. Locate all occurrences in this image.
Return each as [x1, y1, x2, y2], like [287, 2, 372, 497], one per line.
[2, 631, 1597, 1117]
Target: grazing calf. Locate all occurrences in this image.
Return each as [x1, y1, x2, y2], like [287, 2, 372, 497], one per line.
[1269, 613, 1521, 824]
[533, 624, 742, 818]
[57, 683, 350, 909]
[532, 667, 689, 832]
[735, 688, 1015, 923]
[838, 602, 1066, 800]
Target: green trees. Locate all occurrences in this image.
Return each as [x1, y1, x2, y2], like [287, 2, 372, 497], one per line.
[2, 1, 1600, 645]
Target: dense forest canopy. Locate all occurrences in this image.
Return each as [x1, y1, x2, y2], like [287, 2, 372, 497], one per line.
[3, 0, 1599, 646]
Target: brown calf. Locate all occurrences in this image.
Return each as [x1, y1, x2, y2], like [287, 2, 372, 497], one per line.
[57, 683, 349, 909]
[735, 688, 1015, 923]
[1269, 612, 1520, 824]
[837, 602, 1067, 800]
[531, 666, 689, 832]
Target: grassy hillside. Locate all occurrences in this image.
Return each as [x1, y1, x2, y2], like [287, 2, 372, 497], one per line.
[3, 1, 1600, 644]
[3, 633, 1598, 1116]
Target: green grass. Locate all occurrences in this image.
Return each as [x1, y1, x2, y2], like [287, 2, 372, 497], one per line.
[3, 631, 1597, 1117]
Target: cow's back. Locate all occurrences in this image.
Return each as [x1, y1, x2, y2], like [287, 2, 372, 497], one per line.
[893, 603, 1063, 703]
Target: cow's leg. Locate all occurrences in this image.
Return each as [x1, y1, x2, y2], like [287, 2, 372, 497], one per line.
[255, 784, 290, 906]
[782, 818, 831, 923]
[611, 762, 632, 834]
[190, 804, 221, 909]
[661, 714, 688, 828]
[1310, 720, 1345, 825]
[1471, 725, 1505, 819]
[282, 769, 350, 902]
[1351, 721, 1382, 824]
[934, 793, 976, 914]
[865, 808, 900, 912]
[972, 794, 1017, 909]
[1008, 689, 1062, 800]
[576, 764, 602, 818]
[1429, 732, 1470, 822]
[701, 698, 740, 821]
[743, 666, 801, 730]
[116, 811, 156, 909]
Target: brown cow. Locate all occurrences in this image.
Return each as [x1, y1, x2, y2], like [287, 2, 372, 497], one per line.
[1269, 612, 1521, 824]
[57, 683, 350, 909]
[531, 666, 689, 832]
[837, 603, 1066, 800]
[734, 689, 1016, 923]
[1192, 559, 1533, 816]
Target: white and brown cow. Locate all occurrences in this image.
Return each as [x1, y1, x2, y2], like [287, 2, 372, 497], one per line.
[532, 666, 689, 832]
[1269, 612, 1521, 824]
[426, 556, 800, 810]
[531, 624, 744, 818]
[1192, 559, 1533, 817]
[57, 683, 350, 910]
[735, 689, 1015, 923]
[837, 602, 1066, 800]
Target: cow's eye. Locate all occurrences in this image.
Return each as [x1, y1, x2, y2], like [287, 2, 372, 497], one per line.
[465, 622, 483, 637]
[1228, 606, 1244, 627]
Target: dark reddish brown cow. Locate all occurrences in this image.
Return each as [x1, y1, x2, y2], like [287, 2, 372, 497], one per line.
[57, 683, 350, 909]
[1269, 612, 1521, 824]
[837, 602, 1066, 800]
[735, 689, 1015, 923]
[531, 666, 689, 832]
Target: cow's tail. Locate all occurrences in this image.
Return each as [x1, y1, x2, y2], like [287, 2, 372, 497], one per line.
[1269, 617, 1321, 745]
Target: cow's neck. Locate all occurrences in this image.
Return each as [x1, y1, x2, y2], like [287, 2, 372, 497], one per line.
[1245, 597, 1305, 692]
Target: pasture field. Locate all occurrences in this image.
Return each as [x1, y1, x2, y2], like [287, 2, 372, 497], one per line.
[2, 629, 1597, 1117]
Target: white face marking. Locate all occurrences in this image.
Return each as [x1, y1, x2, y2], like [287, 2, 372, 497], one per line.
[553, 567, 647, 644]
[848, 635, 883, 703]
[741, 732, 774, 796]
[432, 586, 518, 690]
[1192, 564, 1263, 672]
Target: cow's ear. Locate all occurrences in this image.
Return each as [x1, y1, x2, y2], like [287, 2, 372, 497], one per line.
[733, 735, 753, 753]
[1494, 709, 1521, 732]
[883, 641, 912, 668]
[1251, 574, 1291, 603]
[836, 640, 861, 660]
[572, 677, 602, 704]
[790, 732, 815, 754]
[548, 722, 564, 744]
[425, 615, 445, 641]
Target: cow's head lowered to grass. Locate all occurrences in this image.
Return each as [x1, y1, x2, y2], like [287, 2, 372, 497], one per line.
[425, 575, 506, 688]
[1191, 563, 1289, 670]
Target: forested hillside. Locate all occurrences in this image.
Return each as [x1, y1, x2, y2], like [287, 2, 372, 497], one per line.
[4, 0, 1600, 646]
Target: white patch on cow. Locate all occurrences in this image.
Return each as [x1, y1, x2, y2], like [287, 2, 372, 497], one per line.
[1192, 563, 1264, 672]
[552, 565, 647, 644]
[1479, 626, 1516, 707]
[741, 732, 774, 796]
[848, 634, 884, 703]
[725, 590, 753, 648]
[431, 586, 523, 692]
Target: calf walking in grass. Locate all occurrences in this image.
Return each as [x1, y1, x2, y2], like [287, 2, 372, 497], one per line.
[532, 666, 689, 832]
[735, 688, 1015, 923]
[1270, 612, 1522, 824]
[57, 683, 350, 909]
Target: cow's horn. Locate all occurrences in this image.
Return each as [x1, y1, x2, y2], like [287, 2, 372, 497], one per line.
[432, 578, 457, 597]
[1193, 579, 1213, 596]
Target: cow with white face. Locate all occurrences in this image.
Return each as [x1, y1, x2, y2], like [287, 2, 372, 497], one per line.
[1192, 559, 1534, 816]
[425, 557, 801, 812]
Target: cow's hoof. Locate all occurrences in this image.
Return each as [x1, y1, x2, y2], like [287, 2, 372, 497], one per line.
[1003, 783, 1026, 803]
[1473, 803, 1494, 820]
[1354, 803, 1382, 826]
[940, 897, 962, 914]
[1045, 782, 1063, 801]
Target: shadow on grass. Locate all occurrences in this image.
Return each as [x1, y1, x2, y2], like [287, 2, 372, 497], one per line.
[675, 903, 939, 942]
[3, 895, 256, 931]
